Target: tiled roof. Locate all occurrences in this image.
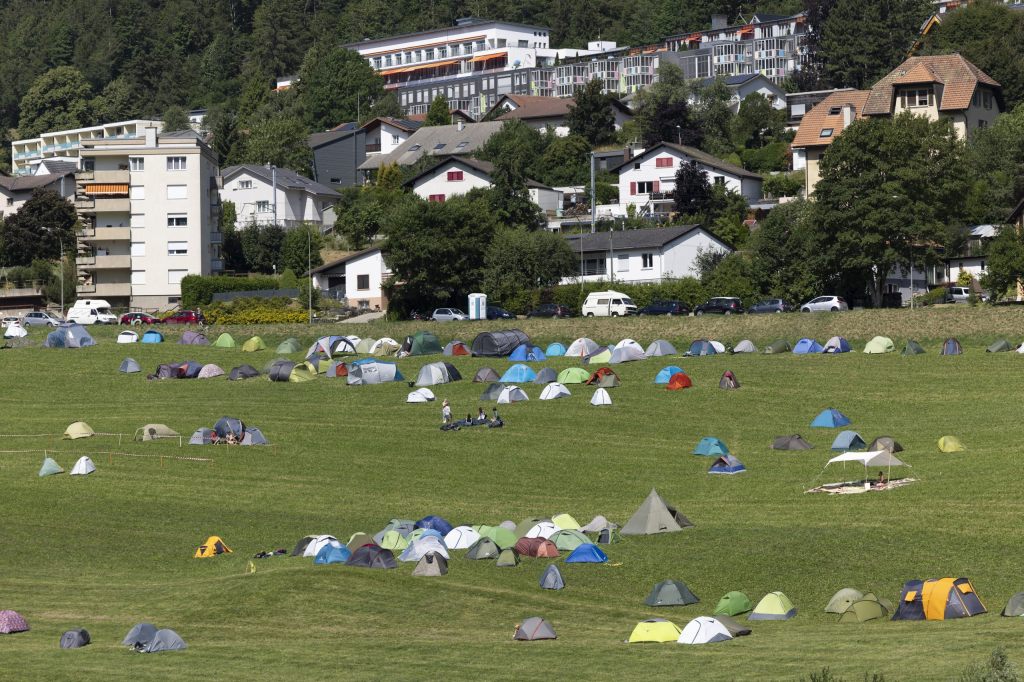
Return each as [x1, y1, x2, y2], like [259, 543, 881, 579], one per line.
[359, 121, 504, 170]
[402, 156, 551, 190]
[790, 90, 870, 149]
[361, 117, 422, 133]
[222, 165, 340, 197]
[496, 95, 573, 120]
[0, 173, 68, 192]
[563, 224, 730, 252]
[612, 142, 762, 180]
[863, 54, 1001, 115]
[308, 247, 381, 275]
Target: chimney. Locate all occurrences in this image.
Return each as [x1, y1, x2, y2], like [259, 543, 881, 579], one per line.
[842, 104, 855, 127]
[457, 119, 465, 132]
[711, 14, 728, 30]
[144, 126, 157, 147]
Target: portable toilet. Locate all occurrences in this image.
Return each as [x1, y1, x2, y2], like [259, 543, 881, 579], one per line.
[468, 293, 487, 320]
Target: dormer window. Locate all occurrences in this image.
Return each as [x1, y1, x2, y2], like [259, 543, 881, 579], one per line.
[903, 88, 932, 108]
[828, 106, 841, 115]
[819, 128, 833, 138]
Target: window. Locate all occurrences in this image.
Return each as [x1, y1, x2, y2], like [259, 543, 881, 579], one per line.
[581, 258, 607, 276]
[409, 144, 422, 152]
[518, 39, 529, 48]
[642, 253, 654, 269]
[131, 270, 146, 285]
[434, 143, 446, 151]
[392, 134, 400, 144]
[425, 48, 434, 60]
[129, 157, 145, 171]
[167, 185, 186, 200]
[167, 269, 187, 285]
[167, 241, 188, 256]
[167, 214, 188, 227]
[978, 120, 988, 129]
[447, 170, 464, 181]
[130, 186, 145, 200]
[130, 213, 145, 228]
[617, 255, 629, 272]
[428, 194, 446, 202]
[819, 128, 833, 138]
[130, 242, 146, 257]
[455, 141, 469, 150]
[633, 162, 641, 170]
[636, 181, 655, 194]
[983, 91, 992, 109]
[828, 106, 841, 115]
[238, 180, 252, 189]
[904, 88, 931, 108]
[255, 200, 270, 213]
[357, 274, 370, 290]
[713, 176, 725, 186]
[166, 156, 187, 171]
[82, 159, 95, 172]
[437, 46, 447, 58]
[655, 157, 673, 168]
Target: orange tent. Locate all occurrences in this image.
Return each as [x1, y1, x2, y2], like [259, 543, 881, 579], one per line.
[667, 373, 693, 390]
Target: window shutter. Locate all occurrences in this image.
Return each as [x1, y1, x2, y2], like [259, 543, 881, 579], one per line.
[629, 182, 636, 195]
[653, 180, 660, 193]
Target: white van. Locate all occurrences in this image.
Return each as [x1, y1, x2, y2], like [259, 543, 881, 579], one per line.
[67, 299, 117, 325]
[581, 290, 637, 317]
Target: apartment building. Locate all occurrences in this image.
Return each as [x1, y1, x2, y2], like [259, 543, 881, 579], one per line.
[11, 119, 163, 176]
[74, 128, 222, 311]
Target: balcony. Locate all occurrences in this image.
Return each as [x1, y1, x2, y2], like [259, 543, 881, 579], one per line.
[80, 226, 131, 242]
[364, 143, 382, 153]
[77, 282, 131, 297]
[209, 231, 223, 245]
[78, 254, 132, 270]
[74, 197, 131, 214]
[77, 169, 129, 183]
[210, 258, 224, 272]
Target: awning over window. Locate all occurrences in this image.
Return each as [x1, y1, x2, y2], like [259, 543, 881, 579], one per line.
[469, 51, 507, 63]
[84, 183, 129, 195]
[382, 59, 461, 76]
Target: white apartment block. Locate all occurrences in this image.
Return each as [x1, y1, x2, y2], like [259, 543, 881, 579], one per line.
[74, 127, 222, 311]
[11, 119, 163, 176]
[220, 165, 339, 232]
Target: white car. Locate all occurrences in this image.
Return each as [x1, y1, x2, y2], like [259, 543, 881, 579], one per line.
[431, 308, 467, 321]
[801, 296, 849, 312]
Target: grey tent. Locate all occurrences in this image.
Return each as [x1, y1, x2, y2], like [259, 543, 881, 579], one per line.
[941, 337, 963, 355]
[733, 340, 757, 354]
[119, 358, 141, 373]
[240, 427, 268, 445]
[268, 359, 297, 382]
[137, 629, 186, 653]
[44, 323, 95, 348]
[533, 367, 557, 384]
[414, 361, 462, 387]
[714, 614, 751, 637]
[189, 428, 215, 445]
[135, 424, 180, 442]
[764, 339, 791, 354]
[345, 545, 397, 569]
[621, 488, 693, 536]
[514, 617, 557, 641]
[228, 364, 260, 380]
[540, 564, 565, 590]
[1003, 592, 1024, 616]
[473, 367, 500, 383]
[987, 339, 1012, 353]
[472, 329, 530, 357]
[772, 435, 813, 450]
[719, 370, 740, 389]
[479, 382, 505, 401]
[466, 537, 501, 559]
[496, 548, 520, 567]
[60, 629, 90, 649]
[412, 552, 449, 576]
[122, 623, 158, 648]
[180, 331, 208, 345]
[868, 436, 904, 453]
[646, 339, 677, 357]
[645, 580, 699, 606]
[596, 527, 621, 544]
[903, 340, 925, 355]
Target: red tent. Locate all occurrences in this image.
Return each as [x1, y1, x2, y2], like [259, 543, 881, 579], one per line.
[666, 372, 693, 390]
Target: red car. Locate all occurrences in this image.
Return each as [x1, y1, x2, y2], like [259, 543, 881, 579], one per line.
[161, 310, 205, 324]
[120, 312, 160, 325]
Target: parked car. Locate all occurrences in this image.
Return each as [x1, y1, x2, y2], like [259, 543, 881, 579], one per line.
[800, 295, 849, 312]
[946, 286, 987, 303]
[2, 316, 21, 326]
[637, 300, 690, 316]
[22, 311, 64, 327]
[431, 308, 467, 321]
[486, 305, 515, 320]
[748, 299, 793, 314]
[581, 290, 636, 317]
[694, 297, 744, 315]
[162, 310, 205, 324]
[526, 303, 573, 318]
[120, 312, 160, 325]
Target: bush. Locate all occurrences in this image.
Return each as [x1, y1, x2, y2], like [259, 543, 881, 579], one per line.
[959, 648, 1019, 682]
[912, 286, 949, 307]
[203, 297, 308, 325]
[180, 274, 282, 309]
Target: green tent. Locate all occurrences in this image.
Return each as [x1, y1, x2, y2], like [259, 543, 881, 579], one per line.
[764, 339, 791, 354]
[938, 435, 965, 452]
[838, 599, 888, 623]
[549, 529, 592, 552]
[557, 367, 590, 384]
[585, 348, 612, 364]
[275, 338, 301, 354]
[863, 336, 895, 354]
[213, 333, 236, 348]
[860, 593, 893, 613]
[495, 548, 520, 567]
[242, 336, 266, 352]
[39, 457, 64, 477]
[466, 537, 501, 560]
[825, 588, 863, 614]
[378, 530, 409, 552]
[714, 591, 753, 616]
[405, 331, 441, 356]
[479, 526, 518, 549]
[902, 340, 925, 355]
[355, 338, 377, 354]
[1002, 592, 1024, 616]
[645, 580, 699, 607]
[987, 339, 1012, 353]
[749, 591, 797, 620]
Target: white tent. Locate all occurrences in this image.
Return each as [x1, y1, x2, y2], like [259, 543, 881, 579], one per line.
[591, 388, 613, 406]
[415, 362, 454, 387]
[646, 339, 677, 356]
[302, 535, 341, 558]
[3, 322, 27, 339]
[70, 456, 96, 476]
[733, 339, 757, 354]
[710, 340, 726, 353]
[197, 364, 224, 379]
[371, 337, 400, 356]
[677, 617, 732, 645]
[497, 385, 528, 404]
[443, 526, 481, 550]
[399, 536, 450, 562]
[609, 346, 646, 363]
[824, 450, 909, 482]
[614, 338, 645, 353]
[407, 388, 435, 403]
[525, 521, 559, 539]
[566, 337, 601, 357]
[580, 515, 611, 533]
[539, 383, 571, 400]
[116, 330, 139, 344]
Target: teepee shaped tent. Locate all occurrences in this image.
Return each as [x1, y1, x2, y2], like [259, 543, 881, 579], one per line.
[540, 564, 565, 590]
[194, 535, 231, 558]
[70, 456, 96, 476]
[591, 388, 613, 406]
[621, 489, 693, 536]
[412, 552, 449, 576]
[38, 457, 64, 477]
[514, 617, 557, 640]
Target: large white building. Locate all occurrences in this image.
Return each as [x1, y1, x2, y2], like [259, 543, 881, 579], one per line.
[74, 127, 222, 311]
[309, 248, 390, 310]
[11, 119, 163, 176]
[220, 165, 340, 232]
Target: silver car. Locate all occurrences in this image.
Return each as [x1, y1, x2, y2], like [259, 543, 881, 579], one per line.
[22, 311, 63, 326]
[800, 296, 849, 312]
[431, 308, 467, 321]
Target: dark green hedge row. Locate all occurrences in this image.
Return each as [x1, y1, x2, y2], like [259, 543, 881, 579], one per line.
[180, 275, 281, 309]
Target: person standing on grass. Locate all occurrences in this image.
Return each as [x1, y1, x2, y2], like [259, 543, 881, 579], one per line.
[442, 399, 452, 424]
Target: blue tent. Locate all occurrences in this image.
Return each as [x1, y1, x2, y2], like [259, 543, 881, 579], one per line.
[509, 344, 547, 362]
[654, 366, 685, 384]
[941, 338, 962, 355]
[408, 528, 444, 542]
[142, 330, 164, 344]
[793, 338, 823, 354]
[687, 339, 717, 356]
[811, 408, 851, 428]
[565, 544, 608, 563]
[314, 544, 351, 565]
[500, 363, 538, 383]
[414, 515, 453, 537]
[693, 437, 729, 456]
[708, 454, 746, 474]
[831, 430, 866, 450]
[822, 336, 852, 353]
[545, 342, 567, 357]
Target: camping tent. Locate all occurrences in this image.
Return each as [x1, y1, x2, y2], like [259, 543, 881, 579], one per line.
[539, 383, 571, 400]
[412, 552, 448, 576]
[242, 336, 266, 352]
[719, 371, 740, 389]
[472, 367, 500, 383]
[540, 565, 565, 590]
[296, 535, 341, 558]
[903, 340, 925, 355]
[565, 337, 601, 358]
[654, 366, 685, 384]
[142, 330, 164, 344]
[70, 456, 96, 476]
[987, 339, 1012, 353]
[214, 333, 237, 348]
[122, 623, 157, 647]
[565, 544, 607, 563]
[582, 346, 613, 365]
[135, 629, 187, 653]
[401, 331, 442, 356]
[693, 437, 729, 456]
[273, 338, 300, 354]
[793, 338, 823, 354]
[733, 340, 757, 354]
[772, 435, 813, 450]
[627, 619, 682, 644]
[687, 339, 717, 356]
[557, 367, 590, 384]
[938, 435, 965, 452]
[514, 617, 557, 640]
[498, 385, 529, 404]
[267, 359, 314, 383]
[60, 629, 90, 648]
[825, 588, 864, 614]
[749, 591, 797, 620]
[307, 335, 355, 358]
[466, 538, 501, 559]
[677, 617, 732, 645]
[194, 535, 231, 558]
[646, 340, 677, 357]
[831, 430, 866, 451]
[500, 364, 537, 383]
[1002, 592, 1024, 616]
[371, 338, 400, 356]
[509, 344, 547, 362]
[197, 364, 224, 379]
[116, 330, 138, 344]
[377, 531, 410, 552]
[471, 330, 530, 357]
[609, 345, 645, 363]
[415, 361, 462, 386]
[764, 339, 791, 354]
[621, 489, 693, 536]
[228, 365, 260, 381]
[868, 436, 903, 453]
[180, 331, 208, 345]
[545, 342, 567, 357]
[523, 521, 558, 539]
[120, 358, 141, 373]
[614, 338, 644, 352]
[355, 337, 376, 354]
[399, 536, 450, 562]
[823, 336, 851, 353]
[407, 388, 435, 403]
[864, 336, 896, 354]
[443, 340, 471, 356]
[586, 367, 619, 387]
[549, 529, 591, 551]
[666, 373, 692, 390]
[713, 615, 751, 637]
[347, 359, 403, 385]
[590, 388, 612, 405]
[645, 580, 699, 606]
[714, 591, 753, 617]
[345, 545, 398, 569]
[415, 515, 454, 536]
[480, 526, 517, 549]
[444, 526, 480, 550]
[839, 599, 888, 623]
[941, 338, 963, 355]
[496, 548, 520, 567]
[533, 367, 557, 384]
[44, 324, 95, 348]
[63, 421, 94, 440]
[811, 408, 851, 428]
[479, 383, 505, 401]
[892, 578, 986, 620]
[708, 455, 745, 475]
[38, 457, 63, 477]
[514, 537, 559, 558]
[314, 544, 352, 565]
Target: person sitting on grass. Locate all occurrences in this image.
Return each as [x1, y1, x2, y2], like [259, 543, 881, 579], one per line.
[875, 470, 887, 487]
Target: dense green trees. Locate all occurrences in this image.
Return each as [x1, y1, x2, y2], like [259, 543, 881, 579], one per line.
[17, 67, 94, 139]
[566, 80, 618, 146]
[299, 45, 386, 131]
[0, 189, 79, 267]
[424, 95, 452, 126]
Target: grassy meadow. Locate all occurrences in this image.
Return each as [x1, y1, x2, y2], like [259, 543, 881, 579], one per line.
[4, 307, 1024, 680]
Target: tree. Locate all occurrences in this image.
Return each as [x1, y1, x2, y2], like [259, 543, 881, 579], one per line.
[204, 105, 239, 165]
[161, 105, 191, 132]
[0, 189, 79, 267]
[482, 228, 577, 309]
[534, 134, 591, 187]
[92, 76, 139, 123]
[281, 224, 323, 274]
[423, 95, 451, 126]
[731, 93, 785, 149]
[691, 77, 734, 157]
[477, 119, 549, 171]
[962, 104, 1024, 224]
[333, 183, 414, 250]
[566, 79, 617, 145]
[672, 161, 713, 216]
[700, 252, 760, 303]
[364, 92, 403, 123]
[17, 66, 93, 138]
[982, 227, 1024, 302]
[236, 115, 313, 175]
[632, 62, 702, 148]
[748, 198, 828, 303]
[490, 145, 545, 229]
[244, 0, 312, 80]
[239, 223, 285, 273]
[814, 113, 968, 307]
[299, 44, 385, 131]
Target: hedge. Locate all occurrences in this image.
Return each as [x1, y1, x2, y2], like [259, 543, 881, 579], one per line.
[180, 274, 281, 309]
[203, 298, 308, 325]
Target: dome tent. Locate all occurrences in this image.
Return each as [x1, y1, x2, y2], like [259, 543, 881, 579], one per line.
[646, 339, 677, 356]
[864, 336, 895, 354]
[119, 358, 141, 373]
[70, 456, 96, 476]
[677, 617, 732, 645]
[714, 591, 753, 617]
[831, 430, 866, 450]
[0, 610, 29, 634]
[539, 383, 571, 400]
[545, 342, 566, 357]
[509, 343, 546, 362]
[654, 366, 685, 384]
[117, 330, 138, 344]
[471, 329, 529, 357]
[214, 333, 237, 348]
[514, 617, 557, 640]
[749, 591, 797, 620]
[693, 437, 729, 456]
[627, 618, 681, 644]
[540, 564, 565, 590]
[645, 580, 699, 607]
[565, 337, 601, 358]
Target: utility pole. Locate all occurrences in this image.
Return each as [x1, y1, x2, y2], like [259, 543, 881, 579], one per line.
[270, 164, 277, 225]
[307, 227, 313, 324]
[590, 152, 596, 234]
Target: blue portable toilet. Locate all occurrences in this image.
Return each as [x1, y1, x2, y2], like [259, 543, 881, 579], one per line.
[654, 366, 685, 384]
[831, 430, 866, 450]
[693, 437, 729, 456]
[314, 544, 351, 565]
[509, 344, 547, 362]
[708, 454, 746, 475]
[565, 544, 608, 563]
[811, 408, 851, 428]
[545, 342, 567, 357]
[793, 338, 823, 354]
[142, 330, 164, 344]
[500, 363, 538, 383]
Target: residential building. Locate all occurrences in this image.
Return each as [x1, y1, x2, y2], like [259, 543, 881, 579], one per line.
[358, 121, 503, 175]
[615, 142, 763, 216]
[404, 157, 562, 216]
[361, 117, 422, 156]
[220, 165, 340, 231]
[786, 88, 855, 130]
[561, 225, 732, 284]
[490, 94, 633, 136]
[945, 224, 996, 289]
[309, 247, 390, 310]
[11, 119, 163, 176]
[0, 171, 76, 221]
[309, 127, 367, 188]
[693, 74, 787, 113]
[790, 90, 870, 196]
[73, 127, 222, 310]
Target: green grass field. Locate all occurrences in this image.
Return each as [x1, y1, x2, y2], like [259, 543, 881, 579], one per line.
[5, 308, 1024, 680]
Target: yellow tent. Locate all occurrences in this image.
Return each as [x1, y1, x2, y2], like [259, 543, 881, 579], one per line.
[195, 536, 232, 558]
[551, 513, 581, 530]
[627, 618, 681, 643]
[938, 436, 965, 452]
[241, 336, 266, 352]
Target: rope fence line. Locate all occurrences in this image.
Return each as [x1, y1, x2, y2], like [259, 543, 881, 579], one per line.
[0, 449, 213, 465]
[0, 433, 183, 447]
